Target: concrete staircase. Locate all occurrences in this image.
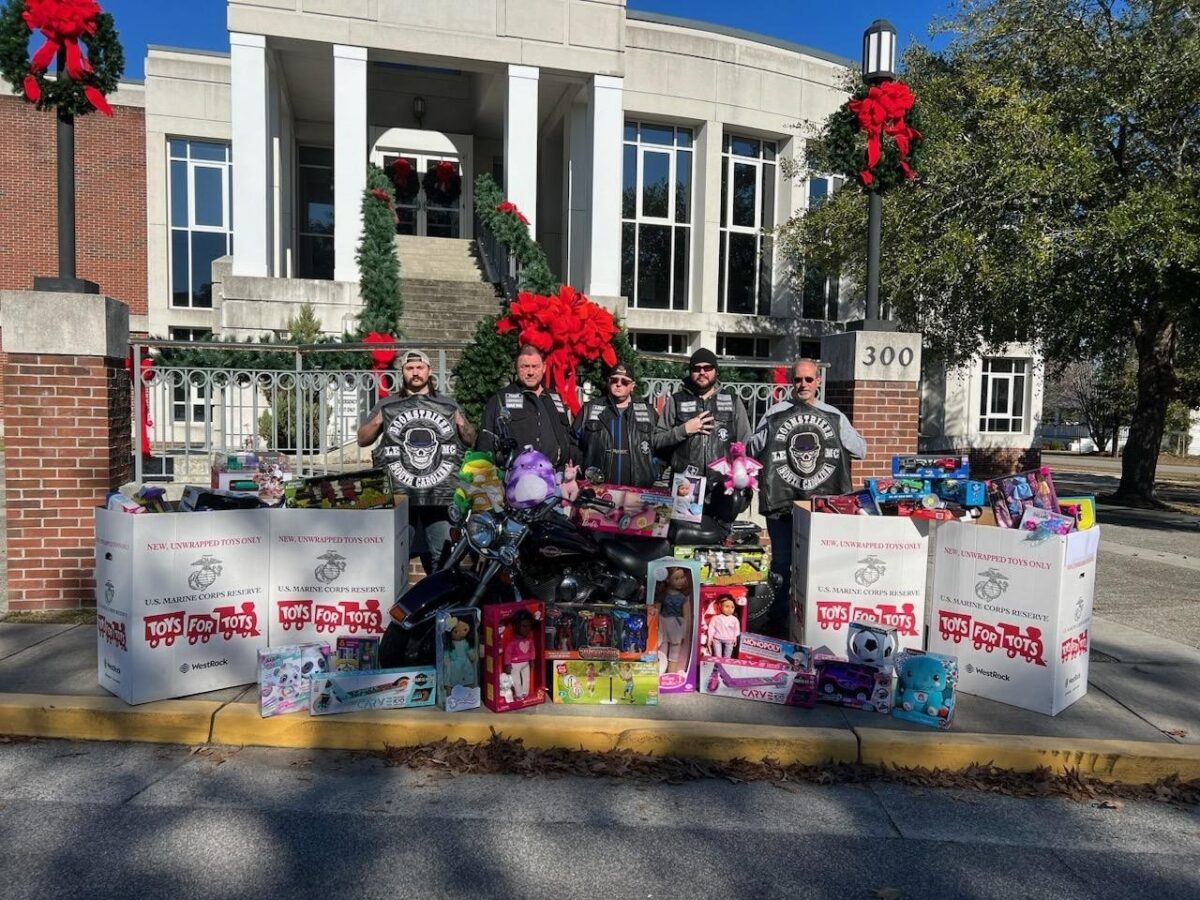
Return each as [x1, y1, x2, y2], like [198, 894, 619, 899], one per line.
[394, 236, 504, 375]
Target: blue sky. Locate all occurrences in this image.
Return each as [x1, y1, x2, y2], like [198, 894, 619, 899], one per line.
[104, 0, 956, 80]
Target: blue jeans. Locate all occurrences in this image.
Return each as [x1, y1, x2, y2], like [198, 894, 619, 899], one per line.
[411, 507, 452, 575]
[765, 511, 795, 637]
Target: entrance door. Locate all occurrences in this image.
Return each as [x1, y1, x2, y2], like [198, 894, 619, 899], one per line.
[376, 151, 463, 238]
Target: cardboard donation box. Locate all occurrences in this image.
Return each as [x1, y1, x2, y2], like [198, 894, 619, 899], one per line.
[95, 507, 270, 704]
[791, 506, 930, 653]
[928, 521, 1099, 716]
[267, 498, 410, 646]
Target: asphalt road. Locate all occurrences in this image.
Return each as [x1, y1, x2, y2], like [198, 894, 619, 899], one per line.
[0, 739, 1197, 900]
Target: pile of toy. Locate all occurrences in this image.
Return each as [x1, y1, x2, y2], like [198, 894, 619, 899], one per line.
[812, 456, 1097, 535]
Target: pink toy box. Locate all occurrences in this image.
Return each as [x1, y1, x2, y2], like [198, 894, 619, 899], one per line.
[574, 484, 672, 538]
[986, 466, 1059, 529]
[482, 600, 546, 712]
[257, 642, 331, 717]
[699, 656, 817, 708]
[648, 557, 701, 693]
[736, 632, 812, 672]
[698, 585, 748, 660]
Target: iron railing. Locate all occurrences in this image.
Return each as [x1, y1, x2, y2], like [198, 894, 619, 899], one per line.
[473, 210, 521, 301]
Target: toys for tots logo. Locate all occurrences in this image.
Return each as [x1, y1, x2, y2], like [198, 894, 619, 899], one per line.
[815, 601, 918, 636]
[143, 603, 260, 649]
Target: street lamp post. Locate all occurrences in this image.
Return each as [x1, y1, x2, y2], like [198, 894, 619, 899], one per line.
[858, 19, 897, 331]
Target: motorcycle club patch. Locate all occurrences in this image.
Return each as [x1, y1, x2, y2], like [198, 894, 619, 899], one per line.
[717, 394, 733, 412]
[503, 393, 525, 410]
[772, 410, 843, 494]
[551, 394, 566, 415]
[378, 405, 462, 498]
[587, 404, 603, 421]
[679, 400, 697, 414]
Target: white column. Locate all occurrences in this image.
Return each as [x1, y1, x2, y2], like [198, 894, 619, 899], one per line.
[230, 33, 269, 277]
[564, 102, 591, 290]
[587, 74, 623, 298]
[334, 44, 368, 283]
[504, 64, 540, 238]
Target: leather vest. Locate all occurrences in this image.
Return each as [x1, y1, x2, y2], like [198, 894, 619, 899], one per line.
[580, 399, 658, 488]
[669, 386, 739, 477]
[374, 394, 465, 507]
[758, 402, 851, 517]
[496, 386, 571, 467]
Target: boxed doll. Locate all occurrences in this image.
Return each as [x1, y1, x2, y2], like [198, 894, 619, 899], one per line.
[482, 601, 546, 712]
[435, 608, 480, 712]
[986, 466, 1059, 528]
[335, 636, 380, 671]
[699, 656, 817, 708]
[892, 649, 958, 729]
[545, 602, 659, 662]
[258, 642, 332, 717]
[698, 585, 749, 660]
[552, 660, 660, 705]
[309, 666, 436, 715]
[649, 557, 701, 693]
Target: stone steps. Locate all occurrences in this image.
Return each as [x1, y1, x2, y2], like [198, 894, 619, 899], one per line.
[395, 236, 486, 282]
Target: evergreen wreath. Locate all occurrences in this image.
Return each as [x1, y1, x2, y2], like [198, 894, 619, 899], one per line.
[0, 0, 124, 117]
[422, 159, 462, 205]
[390, 156, 420, 204]
[818, 78, 923, 192]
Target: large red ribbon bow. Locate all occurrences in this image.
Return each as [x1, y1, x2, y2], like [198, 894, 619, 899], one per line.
[21, 0, 112, 115]
[124, 351, 153, 458]
[364, 332, 397, 398]
[847, 80, 919, 186]
[434, 160, 455, 193]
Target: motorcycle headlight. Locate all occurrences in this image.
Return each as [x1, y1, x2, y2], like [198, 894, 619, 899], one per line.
[465, 513, 500, 550]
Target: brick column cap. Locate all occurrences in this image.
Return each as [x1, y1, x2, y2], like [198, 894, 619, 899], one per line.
[1, 291, 129, 357]
[820, 330, 922, 384]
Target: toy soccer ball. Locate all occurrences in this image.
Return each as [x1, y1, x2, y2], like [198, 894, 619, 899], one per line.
[847, 623, 897, 669]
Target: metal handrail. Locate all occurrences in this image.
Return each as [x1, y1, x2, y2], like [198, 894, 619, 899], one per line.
[473, 210, 521, 301]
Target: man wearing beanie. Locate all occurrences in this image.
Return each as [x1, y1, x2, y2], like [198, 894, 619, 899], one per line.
[574, 362, 667, 488]
[655, 347, 752, 521]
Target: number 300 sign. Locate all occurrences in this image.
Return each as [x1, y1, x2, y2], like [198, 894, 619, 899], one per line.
[862, 345, 914, 368]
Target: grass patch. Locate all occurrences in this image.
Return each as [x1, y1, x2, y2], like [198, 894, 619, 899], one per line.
[2, 609, 96, 625]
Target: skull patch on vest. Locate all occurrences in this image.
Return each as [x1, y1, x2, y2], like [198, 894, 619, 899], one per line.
[788, 431, 822, 476]
[379, 404, 461, 498]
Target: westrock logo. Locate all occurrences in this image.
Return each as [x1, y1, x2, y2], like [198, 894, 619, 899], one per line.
[187, 555, 224, 591]
[181, 660, 229, 674]
[974, 567, 1010, 601]
[854, 555, 887, 587]
[314, 551, 348, 585]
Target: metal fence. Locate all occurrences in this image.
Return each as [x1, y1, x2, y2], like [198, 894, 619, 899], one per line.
[131, 342, 824, 484]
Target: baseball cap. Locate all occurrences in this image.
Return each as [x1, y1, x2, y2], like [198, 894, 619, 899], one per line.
[397, 349, 431, 367]
[605, 362, 635, 380]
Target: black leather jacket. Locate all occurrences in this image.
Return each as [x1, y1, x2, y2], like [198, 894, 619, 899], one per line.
[656, 380, 751, 482]
[573, 397, 666, 488]
[754, 401, 852, 516]
[477, 383, 576, 467]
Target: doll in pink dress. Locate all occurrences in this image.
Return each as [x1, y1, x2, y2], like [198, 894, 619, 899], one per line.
[707, 595, 741, 659]
[504, 610, 537, 699]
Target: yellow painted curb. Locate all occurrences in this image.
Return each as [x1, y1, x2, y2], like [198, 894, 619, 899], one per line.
[856, 727, 1200, 783]
[211, 701, 858, 765]
[0, 692, 218, 745]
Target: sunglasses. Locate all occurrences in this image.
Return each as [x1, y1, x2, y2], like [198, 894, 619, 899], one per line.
[691, 364, 715, 373]
[794, 375, 818, 384]
[609, 377, 634, 387]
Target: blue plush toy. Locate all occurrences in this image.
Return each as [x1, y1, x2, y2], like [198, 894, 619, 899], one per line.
[892, 652, 956, 728]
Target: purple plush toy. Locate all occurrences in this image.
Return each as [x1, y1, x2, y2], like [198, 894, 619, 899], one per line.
[505, 449, 558, 508]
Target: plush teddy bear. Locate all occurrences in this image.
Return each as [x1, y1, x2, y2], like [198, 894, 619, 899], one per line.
[897, 654, 950, 718]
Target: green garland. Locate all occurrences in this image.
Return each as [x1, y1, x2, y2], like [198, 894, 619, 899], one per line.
[0, 1, 125, 117]
[814, 80, 924, 193]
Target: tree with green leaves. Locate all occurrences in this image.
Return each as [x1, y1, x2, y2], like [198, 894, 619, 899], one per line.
[784, 0, 1200, 502]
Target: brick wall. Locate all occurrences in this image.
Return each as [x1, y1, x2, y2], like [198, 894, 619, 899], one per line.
[4, 353, 131, 609]
[0, 96, 146, 314]
[825, 379, 920, 481]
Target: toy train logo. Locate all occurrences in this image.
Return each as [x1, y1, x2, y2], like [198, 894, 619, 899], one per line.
[143, 602, 260, 648]
[936, 610, 1047, 666]
[97, 613, 127, 651]
[275, 598, 384, 634]
[314, 551, 348, 584]
[815, 601, 918, 636]
[187, 555, 224, 591]
[854, 555, 887, 586]
[1060, 629, 1089, 663]
[974, 568, 1009, 601]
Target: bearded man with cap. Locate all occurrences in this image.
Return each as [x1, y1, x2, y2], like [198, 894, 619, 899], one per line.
[573, 362, 668, 488]
[748, 357, 867, 636]
[655, 348, 752, 522]
[358, 349, 475, 574]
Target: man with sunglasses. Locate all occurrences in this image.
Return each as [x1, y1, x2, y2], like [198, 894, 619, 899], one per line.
[656, 348, 752, 521]
[574, 362, 665, 488]
[748, 358, 867, 635]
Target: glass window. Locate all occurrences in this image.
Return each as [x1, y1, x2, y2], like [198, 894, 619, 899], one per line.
[622, 121, 693, 310]
[629, 332, 688, 354]
[717, 335, 772, 359]
[979, 358, 1030, 433]
[801, 267, 839, 321]
[719, 132, 778, 316]
[168, 138, 233, 308]
[297, 145, 334, 279]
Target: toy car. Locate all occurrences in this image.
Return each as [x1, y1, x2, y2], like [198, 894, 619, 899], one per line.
[816, 661, 879, 704]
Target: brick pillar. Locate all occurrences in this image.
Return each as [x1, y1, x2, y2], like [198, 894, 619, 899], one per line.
[820, 331, 923, 482]
[1, 291, 130, 610]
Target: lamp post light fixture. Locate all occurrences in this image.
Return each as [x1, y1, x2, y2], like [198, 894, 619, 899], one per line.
[412, 95, 427, 128]
[856, 19, 899, 331]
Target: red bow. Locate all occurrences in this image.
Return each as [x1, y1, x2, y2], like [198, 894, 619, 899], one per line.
[21, 0, 112, 115]
[848, 80, 920, 186]
[370, 187, 399, 224]
[772, 365, 790, 403]
[364, 332, 397, 398]
[495, 200, 530, 226]
[435, 160, 455, 193]
[496, 286, 618, 414]
[392, 157, 411, 182]
[124, 351, 154, 458]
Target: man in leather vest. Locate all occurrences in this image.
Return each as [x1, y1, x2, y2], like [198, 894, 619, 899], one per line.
[358, 349, 475, 574]
[748, 358, 867, 635]
[574, 363, 666, 488]
[655, 348, 752, 521]
[477, 345, 575, 468]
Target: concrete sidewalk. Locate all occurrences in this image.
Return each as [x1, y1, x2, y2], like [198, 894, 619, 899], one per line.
[2, 615, 1199, 784]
